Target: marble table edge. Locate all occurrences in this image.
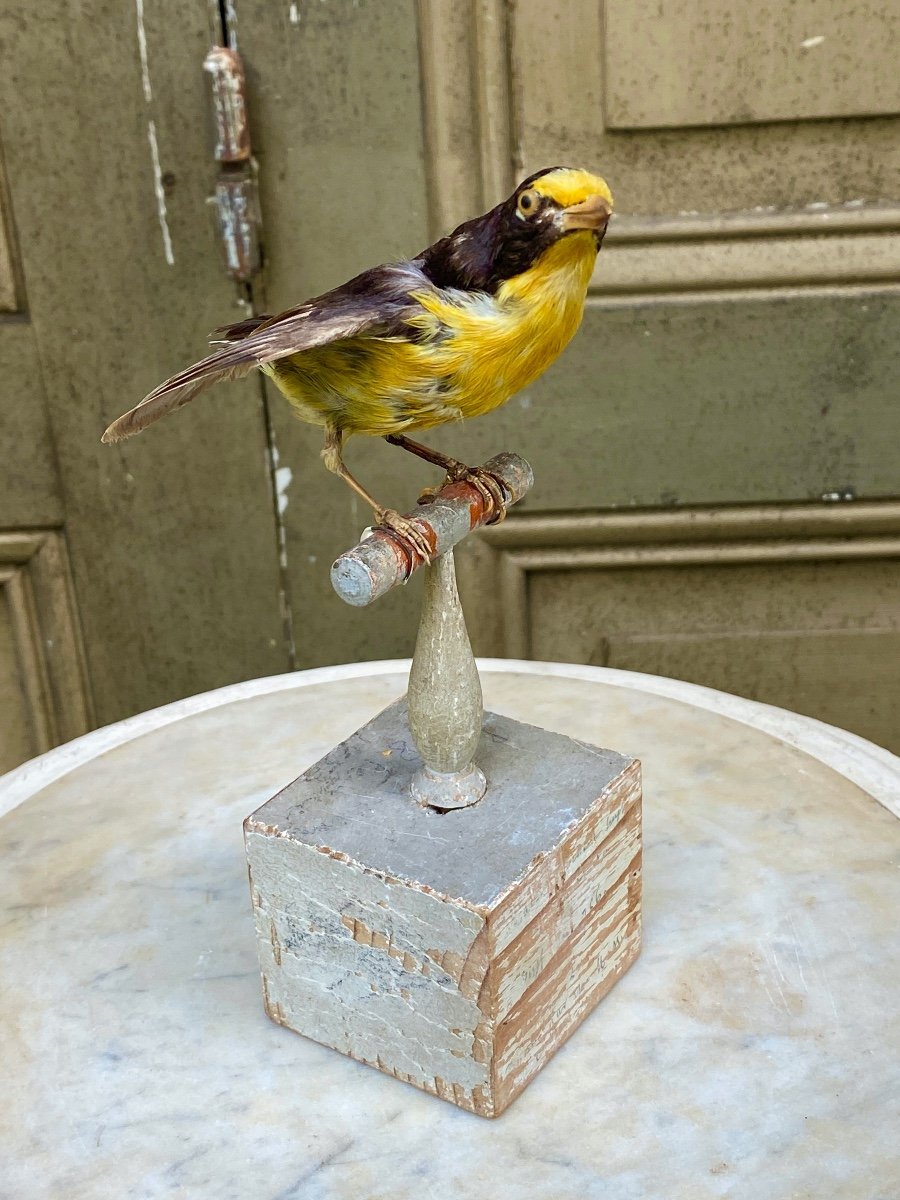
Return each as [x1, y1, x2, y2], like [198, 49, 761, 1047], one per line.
[1, 658, 897, 822]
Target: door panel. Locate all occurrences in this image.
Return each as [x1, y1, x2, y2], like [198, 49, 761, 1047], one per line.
[215, 0, 899, 747]
[4, 0, 887, 758]
[532, 559, 899, 754]
[422, 291, 900, 512]
[604, 0, 900, 128]
[457, 503, 900, 750]
[509, 0, 900, 297]
[0, 146, 63, 530]
[0, 135, 85, 767]
[0, 312, 65, 531]
[0, 0, 288, 742]
[0, 532, 93, 769]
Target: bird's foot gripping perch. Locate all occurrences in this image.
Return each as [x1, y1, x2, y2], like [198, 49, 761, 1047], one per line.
[439, 464, 508, 523]
[332, 452, 533, 608]
[373, 508, 435, 566]
[386, 434, 509, 524]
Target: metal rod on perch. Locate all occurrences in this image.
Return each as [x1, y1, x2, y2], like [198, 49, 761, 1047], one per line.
[330, 452, 534, 810]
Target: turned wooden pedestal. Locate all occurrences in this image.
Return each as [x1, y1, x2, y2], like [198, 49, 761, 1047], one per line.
[245, 697, 642, 1117]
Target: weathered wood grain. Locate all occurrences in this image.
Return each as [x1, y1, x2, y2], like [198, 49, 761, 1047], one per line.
[0, 323, 63, 530]
[0, 157, 21, 312]
[492, 797, 642, 1019]
[493, 856, 642, 1113]
[489, 759, 641, 954]
[245, 700, 642, 1117]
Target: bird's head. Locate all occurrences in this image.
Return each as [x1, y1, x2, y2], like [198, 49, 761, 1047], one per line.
[509, 166, 613, 242]
[421, 167, 613, 293]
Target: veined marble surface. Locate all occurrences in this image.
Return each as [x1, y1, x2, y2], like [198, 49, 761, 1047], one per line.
[1, 662, 898, 1199]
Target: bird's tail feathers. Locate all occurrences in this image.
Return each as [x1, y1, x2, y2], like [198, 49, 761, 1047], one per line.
[102, 296, 350, 443]
[101, 304, 291, 445]
[100, 355, 256, 443]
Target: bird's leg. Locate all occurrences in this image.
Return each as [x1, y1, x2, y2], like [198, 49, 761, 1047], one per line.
[321, 427, 433, 563]
[384, 434, 509, 523]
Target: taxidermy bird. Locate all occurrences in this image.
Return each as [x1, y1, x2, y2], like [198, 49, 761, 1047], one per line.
[103, 166, 613, 557]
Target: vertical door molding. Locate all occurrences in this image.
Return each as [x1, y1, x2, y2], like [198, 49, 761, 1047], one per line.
[416, 0, 515, 238]
[0, 0, 288, 727]
[0, 531, 93, 765]
[0, 136, 22, 312]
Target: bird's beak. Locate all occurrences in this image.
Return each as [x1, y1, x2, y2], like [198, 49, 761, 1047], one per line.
[560, 194, 613, 232]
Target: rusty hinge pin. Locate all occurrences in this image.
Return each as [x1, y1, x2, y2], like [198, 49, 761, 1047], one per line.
[204, 46, 251, 164]
[210, 177, 261, 283]
[204, 45, 261, 283]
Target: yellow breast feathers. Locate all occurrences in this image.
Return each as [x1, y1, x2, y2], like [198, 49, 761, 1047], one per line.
[407, 230, 597, 425]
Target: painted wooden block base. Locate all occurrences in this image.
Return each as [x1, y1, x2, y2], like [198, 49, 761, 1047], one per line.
[244, 698, 642, 1117]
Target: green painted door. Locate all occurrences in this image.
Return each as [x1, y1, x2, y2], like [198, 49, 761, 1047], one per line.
[2, 0, 897, 768]
[0, 1, 287, 770]
[236, 0, 900, 750]
[0, 158, 91, 772]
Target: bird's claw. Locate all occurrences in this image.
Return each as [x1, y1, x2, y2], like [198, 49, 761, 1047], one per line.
[448, 465, 509, 524]
[375, 509, 434, 565]
[413, 462, 508, 523]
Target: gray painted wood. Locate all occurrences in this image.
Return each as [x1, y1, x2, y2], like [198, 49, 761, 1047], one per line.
[245, 698, 642, 1115]
[249, 698, 633, 902]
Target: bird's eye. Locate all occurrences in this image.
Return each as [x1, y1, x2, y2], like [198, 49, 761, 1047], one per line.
[517, 189, 539, 217]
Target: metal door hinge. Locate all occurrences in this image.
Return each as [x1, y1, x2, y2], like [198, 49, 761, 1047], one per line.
[204, 45, 262, 283]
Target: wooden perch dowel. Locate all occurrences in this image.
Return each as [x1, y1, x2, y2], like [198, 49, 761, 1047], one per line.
[330, 452, 534, 606]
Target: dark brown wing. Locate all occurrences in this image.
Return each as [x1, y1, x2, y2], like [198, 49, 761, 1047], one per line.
[101, 263, 428, 443]
[211, 313, 273, 341]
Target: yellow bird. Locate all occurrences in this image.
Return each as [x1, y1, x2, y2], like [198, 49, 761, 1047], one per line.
[103, 166, 612, 555]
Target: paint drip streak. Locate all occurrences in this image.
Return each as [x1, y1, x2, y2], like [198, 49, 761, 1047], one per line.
[135, 0, 175, 265]
[146, 120, 175, 267]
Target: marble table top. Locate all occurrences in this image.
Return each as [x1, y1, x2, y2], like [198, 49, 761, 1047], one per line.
[1, 660, 898, 1199]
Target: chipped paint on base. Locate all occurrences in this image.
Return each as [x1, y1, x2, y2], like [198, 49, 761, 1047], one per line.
[244, 701, 642, 1116]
